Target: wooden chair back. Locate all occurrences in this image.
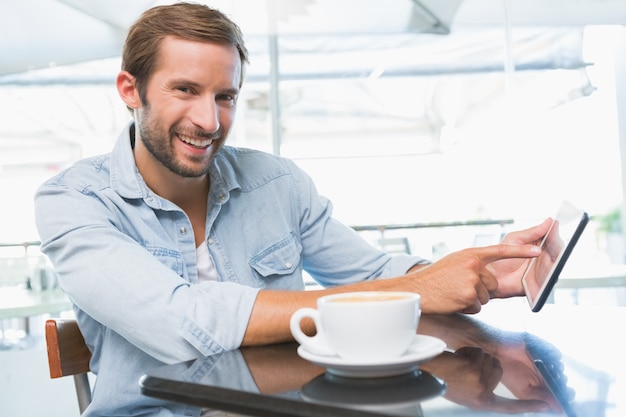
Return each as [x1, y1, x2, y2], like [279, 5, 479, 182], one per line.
[45, 318, 92, 414]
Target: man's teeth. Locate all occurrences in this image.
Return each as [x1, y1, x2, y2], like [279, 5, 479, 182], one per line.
[179, 134, 214, 148]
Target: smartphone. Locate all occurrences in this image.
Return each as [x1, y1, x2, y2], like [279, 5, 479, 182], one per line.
[521, 201, 589, 312]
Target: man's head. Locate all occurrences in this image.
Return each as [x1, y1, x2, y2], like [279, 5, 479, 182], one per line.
[116, 3, 250, 181]
[122, 2, 249, 108]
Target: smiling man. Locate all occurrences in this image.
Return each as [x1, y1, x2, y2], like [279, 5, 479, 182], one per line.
[119, 34, 241, 247]
[34, 3, 548, 416]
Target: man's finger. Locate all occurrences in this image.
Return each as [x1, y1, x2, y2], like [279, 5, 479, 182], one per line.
[473, 244, 541, 264]
[502, 218, 552, 245]
[480, 271, 498, 294]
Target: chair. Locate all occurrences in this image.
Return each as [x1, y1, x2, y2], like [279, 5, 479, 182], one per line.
[45, 318, 92, 414]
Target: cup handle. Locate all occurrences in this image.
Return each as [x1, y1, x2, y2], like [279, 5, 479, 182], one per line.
[290, 307, 335, 356]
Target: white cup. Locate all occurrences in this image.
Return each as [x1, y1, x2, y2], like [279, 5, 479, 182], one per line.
[290, 291, 421, 361]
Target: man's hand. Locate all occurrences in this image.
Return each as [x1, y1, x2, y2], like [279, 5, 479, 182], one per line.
[407, 241, 542, 314]
[486, 218, 552, 299]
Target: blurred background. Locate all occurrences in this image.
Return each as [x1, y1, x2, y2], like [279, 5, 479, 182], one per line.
[1, 0, 626, 415]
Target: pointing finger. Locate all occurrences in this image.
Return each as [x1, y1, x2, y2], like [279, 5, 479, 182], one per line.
[473, 243, 541, 265]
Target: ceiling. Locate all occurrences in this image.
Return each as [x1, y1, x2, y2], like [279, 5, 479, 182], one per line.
[0, 0, 625, 169]
[2, 0, 626, 77]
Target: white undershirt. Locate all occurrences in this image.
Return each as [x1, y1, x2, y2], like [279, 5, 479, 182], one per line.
[197, 244, 224, 417]
[196, 242, 219, 282]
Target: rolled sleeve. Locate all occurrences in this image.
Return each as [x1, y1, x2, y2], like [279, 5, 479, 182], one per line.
[181, 282, 259, 356]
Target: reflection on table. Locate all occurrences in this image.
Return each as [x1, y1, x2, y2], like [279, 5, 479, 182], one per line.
[140, 300, 626, 416]
[301, 370, 444, 416]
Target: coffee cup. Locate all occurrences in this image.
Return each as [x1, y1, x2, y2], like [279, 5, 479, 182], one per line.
[290, 291, 420, 361]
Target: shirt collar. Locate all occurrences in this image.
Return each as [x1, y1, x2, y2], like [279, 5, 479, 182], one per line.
[109, 122, 238, 207]
[109, 122, 152, 200]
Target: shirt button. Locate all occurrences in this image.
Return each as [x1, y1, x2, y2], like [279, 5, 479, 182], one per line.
[285, 262, 292, 269]
[218, 193, 226, 201]
[208, 238, 214, 245]
[180, 227, 187, 235]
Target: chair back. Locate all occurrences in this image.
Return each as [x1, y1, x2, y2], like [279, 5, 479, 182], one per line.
[45, 318, 92, 414]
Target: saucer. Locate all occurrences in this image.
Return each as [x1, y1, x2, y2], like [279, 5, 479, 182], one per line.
[297, 334, 446, 378]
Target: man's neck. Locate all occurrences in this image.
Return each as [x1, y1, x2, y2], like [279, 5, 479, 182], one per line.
[132, 131, 211, 246]
[143, 165, 210, 247]
[131, 128, 210, 206]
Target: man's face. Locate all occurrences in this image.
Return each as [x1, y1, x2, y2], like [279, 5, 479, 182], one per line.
[134, 36, 242, 178]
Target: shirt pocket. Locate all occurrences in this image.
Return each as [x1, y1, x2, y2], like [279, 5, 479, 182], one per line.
[249, 232, 302, 277]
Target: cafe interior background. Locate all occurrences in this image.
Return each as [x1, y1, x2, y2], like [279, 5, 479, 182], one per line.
[1, 0, 626, 415]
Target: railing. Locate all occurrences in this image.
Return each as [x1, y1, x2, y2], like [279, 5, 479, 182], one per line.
[0, 241, 41, 254]
[350, 219, 515, 258]
[351, 219, 514, 234]
[0, 242, 43, 288]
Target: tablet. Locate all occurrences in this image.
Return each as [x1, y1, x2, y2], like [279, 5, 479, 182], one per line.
[521, 201, 589, 312]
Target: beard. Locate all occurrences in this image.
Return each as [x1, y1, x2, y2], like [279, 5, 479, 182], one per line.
[135, 105, 224, 178]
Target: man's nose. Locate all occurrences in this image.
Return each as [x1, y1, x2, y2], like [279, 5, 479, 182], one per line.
[190, 96, 220, 133]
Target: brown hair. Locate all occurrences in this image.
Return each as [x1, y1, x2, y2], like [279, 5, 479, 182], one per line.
[122, 2, 249, 105]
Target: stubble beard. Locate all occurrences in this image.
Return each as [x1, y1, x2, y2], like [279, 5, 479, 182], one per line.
[136, 107, 221, 178]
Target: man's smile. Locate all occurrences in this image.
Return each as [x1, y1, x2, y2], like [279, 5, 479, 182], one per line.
[177, 133, 215, 149]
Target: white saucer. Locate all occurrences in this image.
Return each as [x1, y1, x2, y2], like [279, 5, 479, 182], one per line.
[297, 334, 446, 378]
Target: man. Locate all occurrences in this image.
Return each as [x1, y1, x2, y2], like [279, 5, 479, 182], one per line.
[35, 3, 548, 416]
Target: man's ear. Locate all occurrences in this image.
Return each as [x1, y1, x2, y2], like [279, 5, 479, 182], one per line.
[116, 71, 141, 109]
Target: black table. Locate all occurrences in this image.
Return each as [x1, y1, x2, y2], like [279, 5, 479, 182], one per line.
[140, 299, 625, 416]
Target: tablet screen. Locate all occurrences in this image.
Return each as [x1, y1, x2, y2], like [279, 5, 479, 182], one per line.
[521, 201, 588, 312]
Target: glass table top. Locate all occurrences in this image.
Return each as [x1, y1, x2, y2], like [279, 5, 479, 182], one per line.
[140, 300, 626, 417]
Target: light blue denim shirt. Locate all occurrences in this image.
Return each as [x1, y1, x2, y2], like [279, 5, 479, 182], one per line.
[34, 123, 426, 416]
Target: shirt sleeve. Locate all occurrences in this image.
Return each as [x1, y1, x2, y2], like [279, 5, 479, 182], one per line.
[35, 175, 258, 363]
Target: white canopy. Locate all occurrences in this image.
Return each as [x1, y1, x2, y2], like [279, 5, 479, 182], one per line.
[0, 0, 623, 169]
[2, 0, 625, 76]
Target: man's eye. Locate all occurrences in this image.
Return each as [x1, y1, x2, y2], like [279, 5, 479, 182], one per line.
[176, 86, 191, 93]
[218, 94, 236, 103]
